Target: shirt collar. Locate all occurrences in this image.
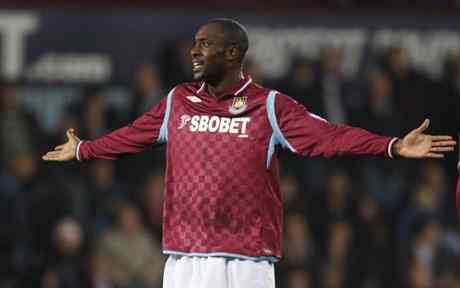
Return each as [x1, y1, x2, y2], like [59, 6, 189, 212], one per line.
[197, 74, 253, 97]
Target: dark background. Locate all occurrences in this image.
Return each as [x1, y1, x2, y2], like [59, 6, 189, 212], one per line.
[0, 2, 459, 288]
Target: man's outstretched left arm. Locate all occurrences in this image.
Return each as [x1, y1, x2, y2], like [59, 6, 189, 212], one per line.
[270, 92, 456, 159]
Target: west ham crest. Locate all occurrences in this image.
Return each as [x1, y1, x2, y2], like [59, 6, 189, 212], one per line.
[229, 96, 247, 114]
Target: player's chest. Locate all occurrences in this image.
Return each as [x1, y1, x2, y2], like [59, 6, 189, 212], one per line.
[167, 96, 271, 145]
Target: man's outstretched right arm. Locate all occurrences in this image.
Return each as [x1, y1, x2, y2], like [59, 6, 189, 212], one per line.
[43, 93, 171, 162]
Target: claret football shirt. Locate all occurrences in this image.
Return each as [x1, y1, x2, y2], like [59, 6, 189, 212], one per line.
[77, 75, 397, 261]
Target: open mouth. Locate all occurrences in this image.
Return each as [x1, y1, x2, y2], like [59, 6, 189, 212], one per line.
[192, 60, 204, 72]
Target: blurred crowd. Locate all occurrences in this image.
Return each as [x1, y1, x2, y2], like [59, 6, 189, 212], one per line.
[0, 41, 460, 288]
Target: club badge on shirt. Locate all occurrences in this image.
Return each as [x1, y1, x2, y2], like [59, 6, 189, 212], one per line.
[229, 96, 248, 114]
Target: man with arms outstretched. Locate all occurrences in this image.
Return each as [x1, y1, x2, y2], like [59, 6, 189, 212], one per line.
[43, 19, 456, 288]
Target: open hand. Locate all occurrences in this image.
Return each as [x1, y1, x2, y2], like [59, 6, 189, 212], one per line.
[42, 128, 80, 161]
[393, 119, 456, 159]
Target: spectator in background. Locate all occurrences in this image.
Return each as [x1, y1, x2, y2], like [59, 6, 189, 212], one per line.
[406, 260, 433, 288]
[93, 202, 163, 288]
[89, 252, 111, 288]
[309, 46, 349, 124]
[0, 152, 39, 286]
[399, 162, 447, 240]
[383, 46, 433, 133]
[86, 160, 128, 235]
[276, 57, 315, 108]
[358, 68, 407, 213]
[412, 220, 441, 272]
[279, 212, 316, 287]
[397, 162, 448, 280]
[283, 212, 315, 268]
[361, 158, 406, 214]
[403, 220, 444, 288]
[129, 63, 164, 122]
[353, 191, 393, 288]
[407, 218, 460, 287]
[322, 265, 346, 288]
[65, 85, 120, 140]
[0, 80, 43, 168]
[322, 221, 354, 288]
[357, 68, 401, 135]
[280, 174, 302, 210]
[0, 152, 79, 288]
[310, 170, 353, 242]
[439, 49, 460, 136]
[41, 218, 89, 288]
[157, 38, 192, 89]
[284, 268, 312, 288]
[140, 169, 165, 237]
[0, 151, 88, 287]
[432, 229, 460, 288]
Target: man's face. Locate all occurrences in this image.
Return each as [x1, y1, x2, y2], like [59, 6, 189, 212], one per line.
[191, 23, 228, 82]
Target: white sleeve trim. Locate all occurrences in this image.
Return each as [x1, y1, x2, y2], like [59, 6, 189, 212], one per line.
[308, 112, 328, 123]
[158, 87, 175, 144]
[76, 140, 83, 161]
[266, 90, 297, 153]
[387, 137, 399, 159]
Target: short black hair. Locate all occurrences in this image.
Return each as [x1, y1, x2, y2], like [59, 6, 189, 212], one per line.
[207, 18, 249, 61]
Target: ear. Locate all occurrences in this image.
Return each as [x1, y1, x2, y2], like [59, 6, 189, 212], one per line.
[226, 45, 240, 61]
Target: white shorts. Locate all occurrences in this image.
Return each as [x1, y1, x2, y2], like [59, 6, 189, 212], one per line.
[163, 255, 275, 288]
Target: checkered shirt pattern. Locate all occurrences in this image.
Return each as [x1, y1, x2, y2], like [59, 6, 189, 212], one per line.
[78, 76, 394, 260]
[163, 85, 282, 258]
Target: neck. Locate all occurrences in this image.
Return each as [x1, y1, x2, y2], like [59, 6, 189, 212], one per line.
[207, 67, 243, 99]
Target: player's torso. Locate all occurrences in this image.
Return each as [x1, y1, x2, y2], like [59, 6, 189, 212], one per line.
[162, 82, 281, 256]
[166, 83, 273, 203]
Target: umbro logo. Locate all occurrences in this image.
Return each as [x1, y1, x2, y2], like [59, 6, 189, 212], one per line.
[186, 96, 202, 103]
